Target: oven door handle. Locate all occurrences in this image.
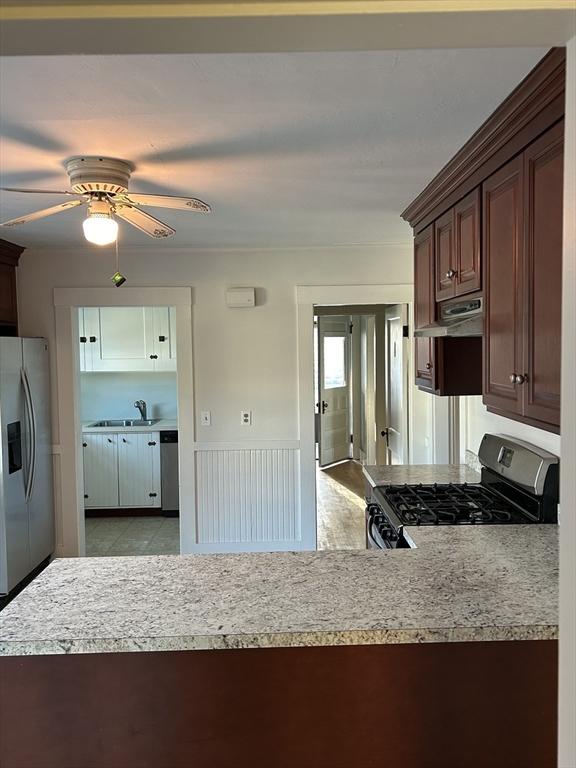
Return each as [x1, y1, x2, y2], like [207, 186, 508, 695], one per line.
[366, 505, 384, 549]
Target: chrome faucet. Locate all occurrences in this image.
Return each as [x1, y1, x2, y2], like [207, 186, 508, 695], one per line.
[134, 400, 147, 421]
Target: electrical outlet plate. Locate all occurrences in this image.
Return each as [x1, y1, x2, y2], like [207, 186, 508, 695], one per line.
[241, 410, 252, 426]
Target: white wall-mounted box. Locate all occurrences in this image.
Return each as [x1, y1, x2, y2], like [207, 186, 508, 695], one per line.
[225, 287, 256, 308]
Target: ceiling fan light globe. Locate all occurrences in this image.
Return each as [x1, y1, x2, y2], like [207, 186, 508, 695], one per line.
[82, 213, 118, 246]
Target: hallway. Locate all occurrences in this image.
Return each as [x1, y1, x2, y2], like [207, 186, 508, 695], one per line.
[316, 460, 366, 550]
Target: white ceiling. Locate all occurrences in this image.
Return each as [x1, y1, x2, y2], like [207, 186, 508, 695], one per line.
[0, 48, 547, 250]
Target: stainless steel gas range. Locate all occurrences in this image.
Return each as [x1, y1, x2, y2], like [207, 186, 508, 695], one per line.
[366, 434, 559, 550]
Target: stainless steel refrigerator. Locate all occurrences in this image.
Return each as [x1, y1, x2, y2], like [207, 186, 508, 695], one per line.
[0, 337, 54, 595]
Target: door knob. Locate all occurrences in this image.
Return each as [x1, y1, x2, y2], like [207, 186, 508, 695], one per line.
[321, 400, 329, 414]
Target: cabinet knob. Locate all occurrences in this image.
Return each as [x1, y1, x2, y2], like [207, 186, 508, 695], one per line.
[82, 442, 87, 447]
[122, 438, 127, 443]
[426, 362, 433, 370]
[148, 441, 157, 446]
[445, 269, 457, 279]
[79, 336, 87, 343]
[89, 336, 97, 343]
[149, 492, 158, 498]
[150, 354, 158, 360]
[515, 374, 527, 385]
[509, 373, 517, 383]
[158, 336, 166, 342]
[107, 438, 113, 443]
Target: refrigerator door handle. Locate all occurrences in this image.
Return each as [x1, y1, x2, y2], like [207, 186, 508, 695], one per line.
[21, 368, 37, 502]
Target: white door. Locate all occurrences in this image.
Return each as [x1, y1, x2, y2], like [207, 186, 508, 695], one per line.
[118, 432, 161, 508]
[382, 305, 408, 465]
[318, 316, 351, 467]
[83, 307, 155, 372]
[82, 433, 119, 508]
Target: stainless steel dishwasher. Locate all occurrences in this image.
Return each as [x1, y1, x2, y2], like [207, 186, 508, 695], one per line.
[160, 431, 179, 515]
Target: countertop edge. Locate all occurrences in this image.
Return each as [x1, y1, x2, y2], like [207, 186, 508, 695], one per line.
[0, 624, 558, 657]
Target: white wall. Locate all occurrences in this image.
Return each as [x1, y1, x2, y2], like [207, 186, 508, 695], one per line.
[80, 372, 178, 422]
[16, 243, 413, 446]
[462, 395, 561, 457]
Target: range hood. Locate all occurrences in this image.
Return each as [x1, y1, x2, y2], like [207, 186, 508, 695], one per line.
[415, 297, 483, 338]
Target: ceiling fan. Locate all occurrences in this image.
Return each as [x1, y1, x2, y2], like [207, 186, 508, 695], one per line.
[0, 156, 211, 245]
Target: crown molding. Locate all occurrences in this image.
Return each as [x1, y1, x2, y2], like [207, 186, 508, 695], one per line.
[401, 47, 566, 229]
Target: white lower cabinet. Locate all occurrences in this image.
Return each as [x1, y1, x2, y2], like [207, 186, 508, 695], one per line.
[118, 433, 161, 508]
[82, 434, 119, 509]
[83, 432, 161, 509]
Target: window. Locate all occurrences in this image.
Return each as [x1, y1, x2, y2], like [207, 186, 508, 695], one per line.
[323, 336, 346, 388]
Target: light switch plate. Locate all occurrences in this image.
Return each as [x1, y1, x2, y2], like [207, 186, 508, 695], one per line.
[241, 410, 252, 426]
[200, 411, 211, 426]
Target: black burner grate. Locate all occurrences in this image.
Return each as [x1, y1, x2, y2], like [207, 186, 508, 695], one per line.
[380, 483, 530, 526]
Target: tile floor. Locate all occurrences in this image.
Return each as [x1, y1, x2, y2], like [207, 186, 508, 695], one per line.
[316, 460, 367, 550]
[85, 516, 179, 557]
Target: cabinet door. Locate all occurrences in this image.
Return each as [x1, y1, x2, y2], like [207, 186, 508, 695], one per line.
[434, 209, 455, 301]
[0, 262, 18, 328]
[454, 188, 481, 297]
[414, 225, 436, 391]
[522, 122, 563, 428]
[84, 307, 155, 372]
[482, 156, 524, 416]
[118, 432, 161, 508]
[150, 307, 177, 371]
[82, 434, 119, 508]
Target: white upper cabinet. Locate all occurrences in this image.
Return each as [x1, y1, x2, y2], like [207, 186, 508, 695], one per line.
[79, 307, 177, 372]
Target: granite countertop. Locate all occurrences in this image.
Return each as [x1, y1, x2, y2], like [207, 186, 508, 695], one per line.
[0, 523, 557, 656]
[82, 418, 178, 433]
[363, 463, 481, 488]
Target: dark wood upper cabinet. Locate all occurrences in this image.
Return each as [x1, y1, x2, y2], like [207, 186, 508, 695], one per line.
[434, 189, 480, 302]
[482, 155, 524, 418]
[482, 122, 563, 433]
[434, 209, 455, 301]
[522, 121, 563, 429]
[454, 188, 481, 297]
[414, 225, 436, 391]
[0, 238, 24, 336]
[405, 49, 564, 431]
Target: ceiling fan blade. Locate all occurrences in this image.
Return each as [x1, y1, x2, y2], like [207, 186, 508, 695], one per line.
[1, 187, 78, 195]
[0, 199, 84, 227]
[124, 193, 211, 213]
[115, 205, 175, 238]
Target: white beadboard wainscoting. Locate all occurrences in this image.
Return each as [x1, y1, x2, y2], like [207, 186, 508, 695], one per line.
[192, 441, 305, 552]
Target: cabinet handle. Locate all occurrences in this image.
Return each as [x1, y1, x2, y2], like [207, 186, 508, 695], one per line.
[79, 336, 87, 343]
[426, 362, 433, 370]
[150, 354, 158, 360]
[148, 441, 157, 446]
[149, 492, 157, 498]
[445, 269, 457, 279]
[122, 438, 127, 443]
[158, 336, 166, 342]
[107, 438, 113, 443]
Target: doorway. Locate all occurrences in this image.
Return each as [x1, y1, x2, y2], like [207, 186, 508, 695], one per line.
[78, 304, 180, 557]
[53, 287, 194, 558]
[314, 303, 409, 550]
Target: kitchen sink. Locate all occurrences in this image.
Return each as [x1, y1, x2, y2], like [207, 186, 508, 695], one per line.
[88, 419, 159, 427]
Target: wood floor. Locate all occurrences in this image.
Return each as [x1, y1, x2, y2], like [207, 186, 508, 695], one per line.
[317, 460, 367, 550]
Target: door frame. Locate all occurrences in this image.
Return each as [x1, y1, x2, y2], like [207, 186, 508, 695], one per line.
[297, 284, 413, 548]
[53, 287, 194, 557]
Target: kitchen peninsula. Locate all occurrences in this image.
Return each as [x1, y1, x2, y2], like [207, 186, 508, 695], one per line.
[0, 522, 558, 768]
